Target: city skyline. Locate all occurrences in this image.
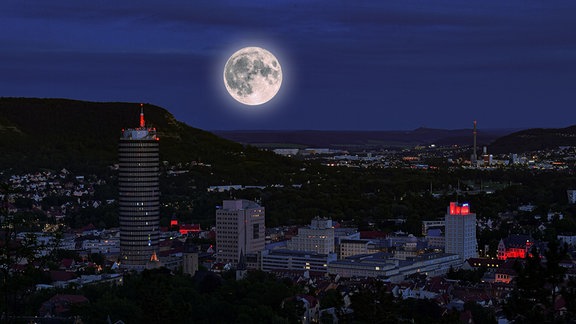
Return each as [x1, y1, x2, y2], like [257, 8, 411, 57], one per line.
[1, 0, 575, 131]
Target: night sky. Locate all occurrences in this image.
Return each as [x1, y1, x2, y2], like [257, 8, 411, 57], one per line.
[1, 0, 575, 131]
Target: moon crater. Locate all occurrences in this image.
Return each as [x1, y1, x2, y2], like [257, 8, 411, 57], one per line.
[223, 47, 282, 106]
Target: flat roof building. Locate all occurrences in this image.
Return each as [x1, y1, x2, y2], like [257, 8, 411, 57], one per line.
[261, 249, 337, 273]
[216, 199, 265, 268]
[287, 217, 335, 254]
[445, 202, 478, 264]
[328, 252, 460, 282]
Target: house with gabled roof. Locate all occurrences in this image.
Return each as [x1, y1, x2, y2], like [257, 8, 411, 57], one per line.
[498, 234, 533, 260]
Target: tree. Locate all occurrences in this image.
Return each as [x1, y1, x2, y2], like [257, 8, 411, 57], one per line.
[319, 288, 344, 316]
[280, 297, 306, 324]
[397, 298, 445, 323]
[349, 281, 397, 323]
[543, 238, 568, 322]
[463, 301, 496, 324]
[505, 239, 568, 322]
[0, 182, 63, 320]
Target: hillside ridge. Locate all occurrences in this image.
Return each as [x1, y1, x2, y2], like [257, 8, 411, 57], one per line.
[489, 125, 576, 153]
[0, 97, 296, 180]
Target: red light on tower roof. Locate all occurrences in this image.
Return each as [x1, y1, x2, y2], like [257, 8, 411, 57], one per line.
[461, 204, 470, 214]
[139, 103, 145, 128]
[449, 202, 471, 215]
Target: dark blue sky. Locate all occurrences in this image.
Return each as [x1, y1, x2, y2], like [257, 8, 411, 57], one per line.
[1, 0, 575, 131]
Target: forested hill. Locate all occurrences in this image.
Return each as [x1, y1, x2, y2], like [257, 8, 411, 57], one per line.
[0, 97, 299, 178]
[489, 125, 576, 154]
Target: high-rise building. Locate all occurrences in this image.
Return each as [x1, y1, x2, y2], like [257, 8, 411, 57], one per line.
[118, 105, 160, 269]
[444, 202, 477, 263]
[216, 199, 265, 267]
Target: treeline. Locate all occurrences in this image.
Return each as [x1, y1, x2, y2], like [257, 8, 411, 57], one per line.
[20, 269, 482, 323]
[70, 270, 301, 323]
[166, 166, 576, 229]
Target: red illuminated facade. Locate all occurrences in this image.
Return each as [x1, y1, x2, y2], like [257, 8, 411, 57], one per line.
[497, 234, 533, 260]
[168, 216, 201, 235]
[179, 224, 201, 235]
[449, 202, 470, 215]
[170, 218, 178, 227]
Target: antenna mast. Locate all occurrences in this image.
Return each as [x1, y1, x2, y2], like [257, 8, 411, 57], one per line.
[471, 120, 478, 165]
[139, 103, 145, 128]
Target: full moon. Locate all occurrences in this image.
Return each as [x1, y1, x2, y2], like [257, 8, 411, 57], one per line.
[223, 47, 282, 105]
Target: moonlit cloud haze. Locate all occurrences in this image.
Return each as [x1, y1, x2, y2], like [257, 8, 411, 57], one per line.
[1, 0, 575, 130]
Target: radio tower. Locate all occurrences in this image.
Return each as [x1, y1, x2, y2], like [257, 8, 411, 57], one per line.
[471, 121, 478, 166]
[139, 103, 145, 128]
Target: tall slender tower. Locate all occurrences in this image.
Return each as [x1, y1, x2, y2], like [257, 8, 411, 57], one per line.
[471, 120, 478, 165]
[119, 104, 160, 269]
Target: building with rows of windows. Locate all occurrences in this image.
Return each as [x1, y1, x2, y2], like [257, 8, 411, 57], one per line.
[444, 202, 478, 264]
[118, 106, 160, 269]
[216, 199, 265, 268]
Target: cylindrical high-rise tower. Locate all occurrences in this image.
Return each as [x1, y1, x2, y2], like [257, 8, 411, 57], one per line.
[118, 105, 160, 269]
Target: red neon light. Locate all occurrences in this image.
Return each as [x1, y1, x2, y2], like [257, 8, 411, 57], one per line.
[498, 240, 532, 260]
[139, 103, 145, 128]
[499, 249, 527, 260]
[449, 202, 470, 215]
[178, 224, 201, 235]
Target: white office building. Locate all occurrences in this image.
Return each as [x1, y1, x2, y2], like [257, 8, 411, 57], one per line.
[287, 217, 335, 254]
[339, 239, 374, 259]
[216, 199, 265, 267]
[444, 202, 478, 263]
[261, 249, 337, 273]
